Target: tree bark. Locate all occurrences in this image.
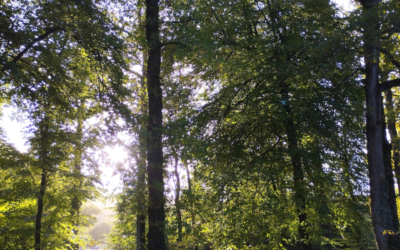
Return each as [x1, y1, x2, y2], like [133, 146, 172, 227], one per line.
[381, 96, 399, 231]
[385, 89, 400, 193]
[71, 105, 84, 250]
[137, 137, 146, 250]
[361, 0, 400, 248]
[174, 155, 183, 244]
[35, 171, 46, 250]
[185, 161, 198, 250]
[137, 49, 147, 250]
[281, 84, 311, 250]
[35, 117, 49, 250]
[145, 0, 166, 249]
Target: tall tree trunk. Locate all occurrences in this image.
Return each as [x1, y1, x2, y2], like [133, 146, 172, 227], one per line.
[281, 84, 311, 250]
[35, 171, 46, 250]
[381, 97, 399, 231]
[286, 118, 309, 250]
[72, 103, 84, 249]
[185, 161, 198, 250]
[137, 49, 147, 250]
[71, 106, 83, 250]
[35, 117, 49, 250]
[174, 155, 183, 244]
[385, 89, 400, 193]
[145, 0, 166, 249]
[137, 130, 146, 250]
[361, 0, 400, 248]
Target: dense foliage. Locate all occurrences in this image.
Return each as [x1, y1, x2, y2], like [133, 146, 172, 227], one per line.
[2, 0, 400, 249]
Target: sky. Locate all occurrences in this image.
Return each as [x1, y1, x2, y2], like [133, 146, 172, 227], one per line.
[334, 0, 355, 11]
[1, 106, 30, 152]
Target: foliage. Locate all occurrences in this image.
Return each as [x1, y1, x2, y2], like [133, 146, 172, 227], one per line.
[2, 0, 400, 249]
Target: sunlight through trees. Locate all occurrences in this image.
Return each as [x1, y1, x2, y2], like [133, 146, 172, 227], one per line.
[2, 0, 400, 249]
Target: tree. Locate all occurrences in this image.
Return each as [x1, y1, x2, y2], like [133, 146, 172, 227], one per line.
[0, 1, 126, 248]
[6, 0, 400, 249]
[171, 0, 374, 248]
[358, 0, 400, 248]
[0, 139, 36, 249]
[144, 0, 167, 249]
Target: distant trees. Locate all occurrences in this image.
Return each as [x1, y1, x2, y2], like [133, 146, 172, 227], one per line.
[0, 0, 126, 249]
[90, 222, 112, 241]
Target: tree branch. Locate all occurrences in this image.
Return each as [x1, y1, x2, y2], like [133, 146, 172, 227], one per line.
[11, 27, 66, 64]
[380, 79, 400, 92]
[160, 41, 185, 48]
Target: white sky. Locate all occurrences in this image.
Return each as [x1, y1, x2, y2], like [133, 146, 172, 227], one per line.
[333, 0, 355, 11]
[1, 106, 30, 152]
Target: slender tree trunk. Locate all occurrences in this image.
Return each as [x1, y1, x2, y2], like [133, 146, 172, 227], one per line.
[286, 118, 310, 250]
[137, 49, 147, 250]
[35, 117, 49, 250]
[385, 89, 400, 193]
[137, 134, 146, 250]
[362, 0, 400, 248]
[381, 97, 399, 230]
[185, 161, 198, 250]
[174, 155, 183, 244]
[35, 171, 46, 250]
[71, 107, 83, 250]
[145, 0, 166, 249]
[281, 84, 311, 250]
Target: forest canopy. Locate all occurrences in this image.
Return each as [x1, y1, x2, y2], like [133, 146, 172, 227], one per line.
[1, 0, 400, 249]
